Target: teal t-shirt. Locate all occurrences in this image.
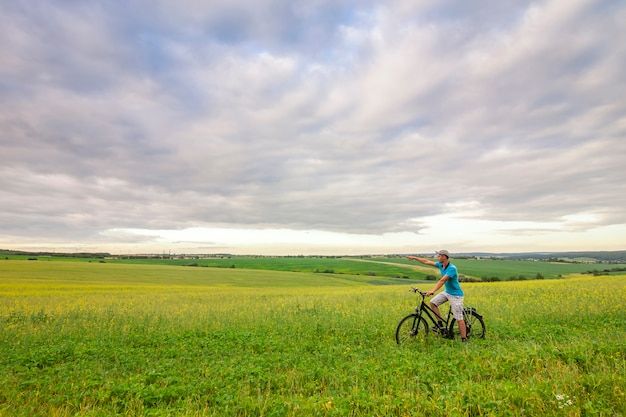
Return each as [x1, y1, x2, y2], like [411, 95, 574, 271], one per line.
[436, 262, 464, 296]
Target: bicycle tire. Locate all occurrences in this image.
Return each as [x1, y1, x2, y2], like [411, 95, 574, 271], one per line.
[396, 314, 429, 345]
[451, 309, 486, 340]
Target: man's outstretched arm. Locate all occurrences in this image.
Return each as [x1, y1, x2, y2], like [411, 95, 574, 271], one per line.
[407, 256, 436, 266]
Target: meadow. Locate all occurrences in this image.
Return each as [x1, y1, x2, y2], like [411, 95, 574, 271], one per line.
[0, 259, 624, 416]
[12, 253, 624, 282]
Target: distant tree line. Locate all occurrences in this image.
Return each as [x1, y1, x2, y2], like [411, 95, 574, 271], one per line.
[1, 250, 110, 258]
[582, 267, 626, 276]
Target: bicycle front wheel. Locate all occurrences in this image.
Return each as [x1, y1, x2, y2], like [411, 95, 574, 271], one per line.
[396, 314, 429, 345]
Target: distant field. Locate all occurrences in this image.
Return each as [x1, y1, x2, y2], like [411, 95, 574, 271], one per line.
[0, 260, 624, 416]
[6, 254, 625, 282]
[0, 260, 370, 287]
[1, 255, 427, 280]
[376, 257, 626, 280]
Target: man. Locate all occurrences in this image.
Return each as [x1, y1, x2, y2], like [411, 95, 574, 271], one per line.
[407, 250, 467, 342]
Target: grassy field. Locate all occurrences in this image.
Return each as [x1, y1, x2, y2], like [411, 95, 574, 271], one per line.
[1, 255, 429, 280]
[0, 260, 625, 416]
[363, 257, 626, 280]
[8, 254, 626, 282]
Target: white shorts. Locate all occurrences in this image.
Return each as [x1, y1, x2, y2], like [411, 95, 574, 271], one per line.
[431, 292, 465, 321]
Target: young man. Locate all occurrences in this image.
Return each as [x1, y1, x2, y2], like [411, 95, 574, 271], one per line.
[407, 250, 467, 342]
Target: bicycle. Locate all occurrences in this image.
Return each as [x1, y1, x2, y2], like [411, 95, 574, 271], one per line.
[396, 287, 486, 345]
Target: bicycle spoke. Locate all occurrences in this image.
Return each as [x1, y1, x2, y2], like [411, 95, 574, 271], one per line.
[396, 314, 428, 345]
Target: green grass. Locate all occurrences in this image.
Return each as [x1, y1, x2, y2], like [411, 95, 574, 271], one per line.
[451, 258, 626, 280]
[369, 256, 626, 280]
[0, 261, 624, 416]
[2, 256, 432, 280]
[7, 254, 626, 282]
[0, 260, 420, 289]
[110, 256, 430, 280]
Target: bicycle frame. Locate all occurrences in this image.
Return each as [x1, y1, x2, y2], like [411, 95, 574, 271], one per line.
[412, 290, 455, 337]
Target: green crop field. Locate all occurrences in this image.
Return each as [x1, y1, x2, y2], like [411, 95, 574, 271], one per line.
[0, 260, 624, 416]
[9, 254, 626, 282]
[112, 255, 626, 281]
[363, 257, 626, 281]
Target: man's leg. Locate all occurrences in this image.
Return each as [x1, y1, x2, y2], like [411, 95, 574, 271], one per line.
[458, 319, 467, 339]
[449, 295, 467, 340]
[429, 301, 441, 321]
[429, 293, 448, 328]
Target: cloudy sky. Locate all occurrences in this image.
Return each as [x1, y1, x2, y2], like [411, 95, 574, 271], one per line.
[1, 0, 625, 256]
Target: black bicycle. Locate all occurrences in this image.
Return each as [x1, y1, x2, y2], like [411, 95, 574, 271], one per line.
[396, 287, 486, 345]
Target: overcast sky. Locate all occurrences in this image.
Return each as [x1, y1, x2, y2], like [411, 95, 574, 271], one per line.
[1, 0, 625, 256]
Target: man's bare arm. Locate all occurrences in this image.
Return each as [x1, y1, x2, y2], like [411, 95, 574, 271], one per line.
[426, 275, 449, 296]
[407, 256, 436, 266]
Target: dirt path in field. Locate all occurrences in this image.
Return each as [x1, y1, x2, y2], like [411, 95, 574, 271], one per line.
[345, 258, 481, 280]
[344, 258, 435, 274]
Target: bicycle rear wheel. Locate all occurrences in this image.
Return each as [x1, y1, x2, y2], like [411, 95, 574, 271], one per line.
[451, 308, 486, 340]
[396, 314, 429, 345]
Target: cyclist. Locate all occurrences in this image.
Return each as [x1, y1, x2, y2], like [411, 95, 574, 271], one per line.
[407, 250, 467, 342]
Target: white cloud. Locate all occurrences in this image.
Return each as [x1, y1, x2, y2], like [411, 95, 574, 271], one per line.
[1, 0, 625, 255]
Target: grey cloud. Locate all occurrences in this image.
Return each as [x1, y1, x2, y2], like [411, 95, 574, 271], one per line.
[1, 0, 625, 249]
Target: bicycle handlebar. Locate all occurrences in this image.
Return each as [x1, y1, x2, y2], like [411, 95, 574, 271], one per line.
[410, 287, 428, 297]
